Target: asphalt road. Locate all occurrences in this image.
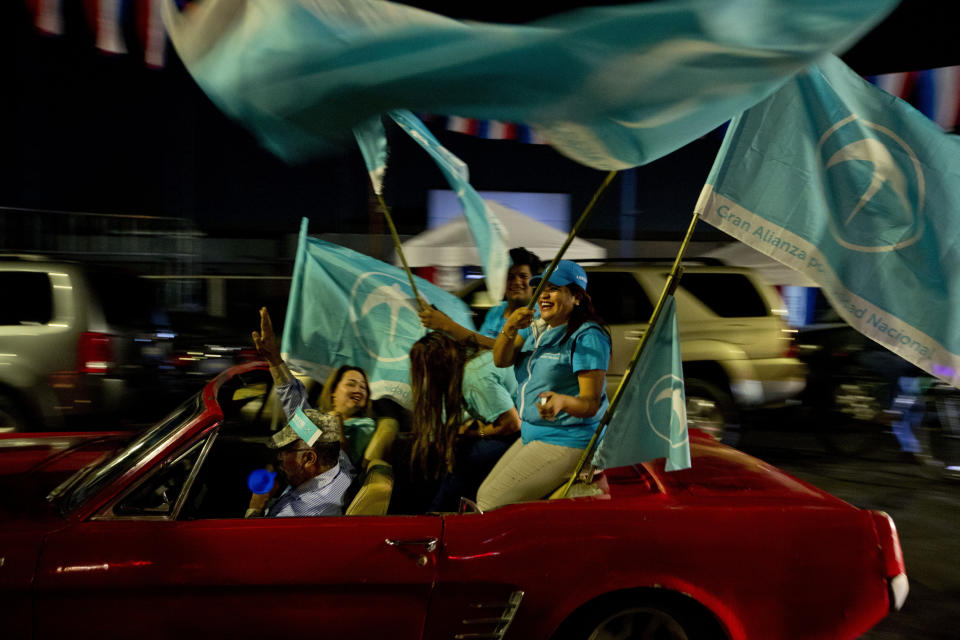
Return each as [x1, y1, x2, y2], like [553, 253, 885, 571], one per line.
[738, 409, 960, 640]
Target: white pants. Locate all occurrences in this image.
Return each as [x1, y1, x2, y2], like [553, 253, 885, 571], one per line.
[476, 438, 583, 511]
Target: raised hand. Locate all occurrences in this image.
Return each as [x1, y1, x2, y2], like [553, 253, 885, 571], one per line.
[251, 307, 283, 366]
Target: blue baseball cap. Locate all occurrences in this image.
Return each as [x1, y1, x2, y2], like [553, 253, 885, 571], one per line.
[531, 260, 588, 290]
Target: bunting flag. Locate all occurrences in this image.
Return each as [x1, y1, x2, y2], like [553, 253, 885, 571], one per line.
[138, 0, 167, 68]
[162, 0, 896, 170]
[28, 0, 64, 35]
[24, 0, 168, 66]
[83, 0, 128, 55]
[867, 66, 960, 132]
[280, 219, 476, 409]
[696, 55, 960, 387]
[421, 114, 545, 145]
[593, 295, 690, 472]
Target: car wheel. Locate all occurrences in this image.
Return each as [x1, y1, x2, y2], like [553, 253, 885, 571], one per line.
[684, 379, 739, 446]
[555, 594, 724, 640]
[0, 393, 30, 434]
[816, 369, 892, 456]
[830, 372, 890, 424]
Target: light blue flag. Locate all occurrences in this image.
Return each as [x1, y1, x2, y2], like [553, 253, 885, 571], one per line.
[353, 117, 388, 196]
[353, 111, 510, 302]
[280, 219, 477, 409]
[593, 295, 690, 472]
[163, 0, 896, 170]
[696, 55, 960, 387]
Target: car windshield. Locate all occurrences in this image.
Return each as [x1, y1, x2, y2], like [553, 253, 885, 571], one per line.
[59, 393, 204, 514]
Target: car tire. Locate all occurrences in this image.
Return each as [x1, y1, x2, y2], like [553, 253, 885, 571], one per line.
[684, 378, 739, 446]
[816, 368, 892, 457]
[555, 593, 724, 640]
[0, 393, 30, 434]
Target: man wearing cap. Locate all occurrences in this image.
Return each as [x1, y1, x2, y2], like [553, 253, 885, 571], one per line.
[245, 409, 357, 518]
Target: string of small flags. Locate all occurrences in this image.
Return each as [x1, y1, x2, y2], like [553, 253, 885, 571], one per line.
[25, 0, 169, 68]
[866, 66, 960, 132]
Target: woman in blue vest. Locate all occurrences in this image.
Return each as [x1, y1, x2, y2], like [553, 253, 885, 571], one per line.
[478, 260, 610, 511]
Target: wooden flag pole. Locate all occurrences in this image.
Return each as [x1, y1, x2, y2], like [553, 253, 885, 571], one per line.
[527, 170, 618, 309]
[375, 192, 426, 312]
[556, 208, 701, 498]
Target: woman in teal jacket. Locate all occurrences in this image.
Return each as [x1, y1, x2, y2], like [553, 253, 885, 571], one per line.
[478, 260, 610, 511]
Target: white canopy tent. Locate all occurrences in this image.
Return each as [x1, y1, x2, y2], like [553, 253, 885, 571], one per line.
[397, 201, 607, 268]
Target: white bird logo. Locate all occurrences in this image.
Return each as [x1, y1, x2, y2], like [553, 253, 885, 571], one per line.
[350, 272, 424, 363]
[826, 138, 913, 228]
[817, 115, 925, 253]
[646, 374, 688, 447]
[359, 283, 418, 343]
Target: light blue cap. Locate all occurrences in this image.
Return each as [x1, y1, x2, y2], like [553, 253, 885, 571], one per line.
[531, 260, 588, 290]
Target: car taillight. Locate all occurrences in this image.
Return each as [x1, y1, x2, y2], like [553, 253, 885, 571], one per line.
[870, 510, 909, 611]
[782, 329, 799, 358]
[77, 332, 114, 374]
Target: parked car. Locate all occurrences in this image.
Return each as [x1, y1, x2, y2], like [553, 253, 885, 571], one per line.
[461, 261, 807, 443]
[0, 255, 174, 432]
[0, 362, 906, 640]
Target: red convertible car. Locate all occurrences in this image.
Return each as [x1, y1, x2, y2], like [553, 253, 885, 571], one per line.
[0, 362, 907, 640]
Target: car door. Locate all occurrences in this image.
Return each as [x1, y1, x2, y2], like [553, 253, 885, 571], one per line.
[33, 432, 442, 640]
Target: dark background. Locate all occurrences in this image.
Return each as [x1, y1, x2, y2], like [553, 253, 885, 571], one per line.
[1, 1, 956, 240]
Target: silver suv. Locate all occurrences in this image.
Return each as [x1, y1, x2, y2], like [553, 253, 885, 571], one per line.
[463, 261, 806, 443]
[0, 256, 169, 432]
[585, 263, 806, 442]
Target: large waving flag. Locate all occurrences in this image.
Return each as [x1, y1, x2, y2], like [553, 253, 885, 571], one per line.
[354, 111, 509, 302]
[696, 55, 960, 387]
[162, 0, 896, 170]
[281, 219, 476, 409]
[594, 295, 690, 472]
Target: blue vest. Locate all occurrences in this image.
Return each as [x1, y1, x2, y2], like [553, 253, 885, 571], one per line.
[515, 321, 611, 448]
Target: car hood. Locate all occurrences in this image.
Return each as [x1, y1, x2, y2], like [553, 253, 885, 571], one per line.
[0, 432, 130, 521]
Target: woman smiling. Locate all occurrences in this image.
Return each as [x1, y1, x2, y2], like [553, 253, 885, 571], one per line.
[478, 260, 611, 511]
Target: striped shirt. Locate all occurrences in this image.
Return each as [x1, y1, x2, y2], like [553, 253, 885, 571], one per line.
[267, 453, 355, 517]
[276, 376, 310, 418]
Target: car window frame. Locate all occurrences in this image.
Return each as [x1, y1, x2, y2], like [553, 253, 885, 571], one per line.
[58, 393, 205, 515]
[91, 429, 219, 521]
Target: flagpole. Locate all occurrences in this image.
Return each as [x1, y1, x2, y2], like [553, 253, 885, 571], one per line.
[375, 192, 426, 312]
[527, 170, 618, 309]
[557, 209, 701, 498]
